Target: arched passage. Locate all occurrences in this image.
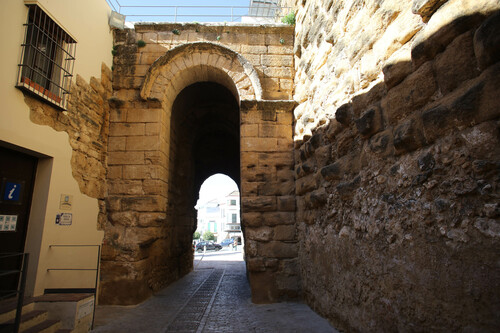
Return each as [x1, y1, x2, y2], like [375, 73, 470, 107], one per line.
[167, 81, 240, 258]
[101, 40, 297, 305]
[136, 44, 255, 296]
[101, 43, 255, 305]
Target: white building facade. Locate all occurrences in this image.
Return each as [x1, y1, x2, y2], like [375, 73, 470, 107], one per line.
[196, 190, 241, 244]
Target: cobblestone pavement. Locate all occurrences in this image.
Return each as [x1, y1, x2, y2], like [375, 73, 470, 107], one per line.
[92, 249, 337, 332]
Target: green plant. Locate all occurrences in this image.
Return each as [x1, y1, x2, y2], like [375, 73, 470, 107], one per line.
[172, 29, 180, 35]
[281, 12, 296, 25]
[137, 39, 146, 48]
[193, 231, 200, 240]
[111, 45, 118, 56]
[216, 35, 221, 41]
[203, 230, 215, 241]
[279, 38, 285, 44]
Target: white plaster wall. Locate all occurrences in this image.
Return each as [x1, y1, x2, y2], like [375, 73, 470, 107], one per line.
[0, 0, 112, 296]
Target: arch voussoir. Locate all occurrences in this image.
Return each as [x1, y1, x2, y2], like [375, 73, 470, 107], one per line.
[140, 42, 262, 103]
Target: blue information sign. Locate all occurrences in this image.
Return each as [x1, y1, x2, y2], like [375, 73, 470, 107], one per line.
[3, 182, 22, 202]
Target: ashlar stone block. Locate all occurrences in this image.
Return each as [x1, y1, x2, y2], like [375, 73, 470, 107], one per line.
[108, 152, 144, 165]
[273, 225, 296, 241]
[242, 196, 277, 212]
[434, 31, 479, 94]
[474, 11, 500, 70]
[382, 61, 437, 126]
[246, 226, 274, 242]
[126, 136, 160, 151]
[258, 241, 298, 259]
[110, 123, 145, 136]
[123, 165, 160, 180]
[241, 137, 278, 152]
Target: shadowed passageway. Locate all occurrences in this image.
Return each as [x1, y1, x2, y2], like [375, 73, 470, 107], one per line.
[92, 249, 336, 332]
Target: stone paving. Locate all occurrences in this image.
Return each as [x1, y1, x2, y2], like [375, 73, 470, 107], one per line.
[92, 249, 337, 332]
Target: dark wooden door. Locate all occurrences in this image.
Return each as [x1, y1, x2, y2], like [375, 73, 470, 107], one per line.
[0, 146, 37, 296]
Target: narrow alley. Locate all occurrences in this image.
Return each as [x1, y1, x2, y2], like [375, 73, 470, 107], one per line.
[92, 249, 336, 332]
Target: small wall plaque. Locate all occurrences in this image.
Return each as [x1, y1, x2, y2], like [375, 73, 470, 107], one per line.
[56, 213, 72, 226]
[59, 194, 73, 211]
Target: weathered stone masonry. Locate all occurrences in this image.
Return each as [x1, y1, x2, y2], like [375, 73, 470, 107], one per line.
[24, 64, 112, 204]
[240, 100, 298, 302]
[25, 1, 500, 330]
[283, 0, 500, 331]
[100, 24, 298, 304]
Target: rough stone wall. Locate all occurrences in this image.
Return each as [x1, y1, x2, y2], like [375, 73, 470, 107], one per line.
[24, 63, 112, 204]
[240, 100, 298, 302]
[282, 0, 500, 331]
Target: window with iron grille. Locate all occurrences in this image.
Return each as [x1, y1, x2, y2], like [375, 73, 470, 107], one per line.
[16, 4, 76, 110]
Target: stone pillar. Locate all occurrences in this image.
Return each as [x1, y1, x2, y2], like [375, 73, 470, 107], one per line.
[240, 100, 299, 303]
[101, 91, 173, 304]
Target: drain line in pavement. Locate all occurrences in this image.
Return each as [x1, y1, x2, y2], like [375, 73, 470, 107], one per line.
[164, 269, 224, 332]
[196, 270, 225, 333]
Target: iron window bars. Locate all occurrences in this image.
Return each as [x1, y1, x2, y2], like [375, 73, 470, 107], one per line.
[17, 4, 76, 110]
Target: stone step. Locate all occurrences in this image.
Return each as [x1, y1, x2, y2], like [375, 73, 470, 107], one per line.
[23, 319, 61, 333]
[0, 297, 35, 323]
[33, 294, 93, 303]
[33, 293, 94, 333]
[1, 310, 48, 332]
[0, 294, 94, 333]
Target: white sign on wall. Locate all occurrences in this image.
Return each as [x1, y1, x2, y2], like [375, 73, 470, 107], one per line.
[0, 215, 18, 232]
[55, 212, 72, 226]
[59, 194, 73, 211]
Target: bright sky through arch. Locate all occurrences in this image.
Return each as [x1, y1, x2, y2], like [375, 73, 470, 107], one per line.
[197, 173, 239, 206]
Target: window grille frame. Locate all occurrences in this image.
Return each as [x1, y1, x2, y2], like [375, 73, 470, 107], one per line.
[16, 4, 76, 110]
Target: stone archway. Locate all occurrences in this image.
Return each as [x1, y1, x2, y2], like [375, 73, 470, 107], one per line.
[100, 42, 261, 304]
[101, 39, 298, 305]
[140, 42, 263, 105]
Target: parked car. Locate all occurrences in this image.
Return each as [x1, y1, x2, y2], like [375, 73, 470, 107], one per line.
[196, 241, 222, 252]
[220, 238, 234, 247]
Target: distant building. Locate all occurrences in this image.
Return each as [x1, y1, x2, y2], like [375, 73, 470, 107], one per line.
[242, 0, 280, 24]
[221, 190, 242, 241]
[195, 190, 241, 243]
[196, 198, 221, 237]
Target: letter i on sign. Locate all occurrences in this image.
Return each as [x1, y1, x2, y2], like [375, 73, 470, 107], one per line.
[3, 181, 22, 202]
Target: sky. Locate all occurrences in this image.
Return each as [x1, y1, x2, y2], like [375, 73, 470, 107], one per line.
[197, 173, 239, 205]
[107, 0, 252, 23]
